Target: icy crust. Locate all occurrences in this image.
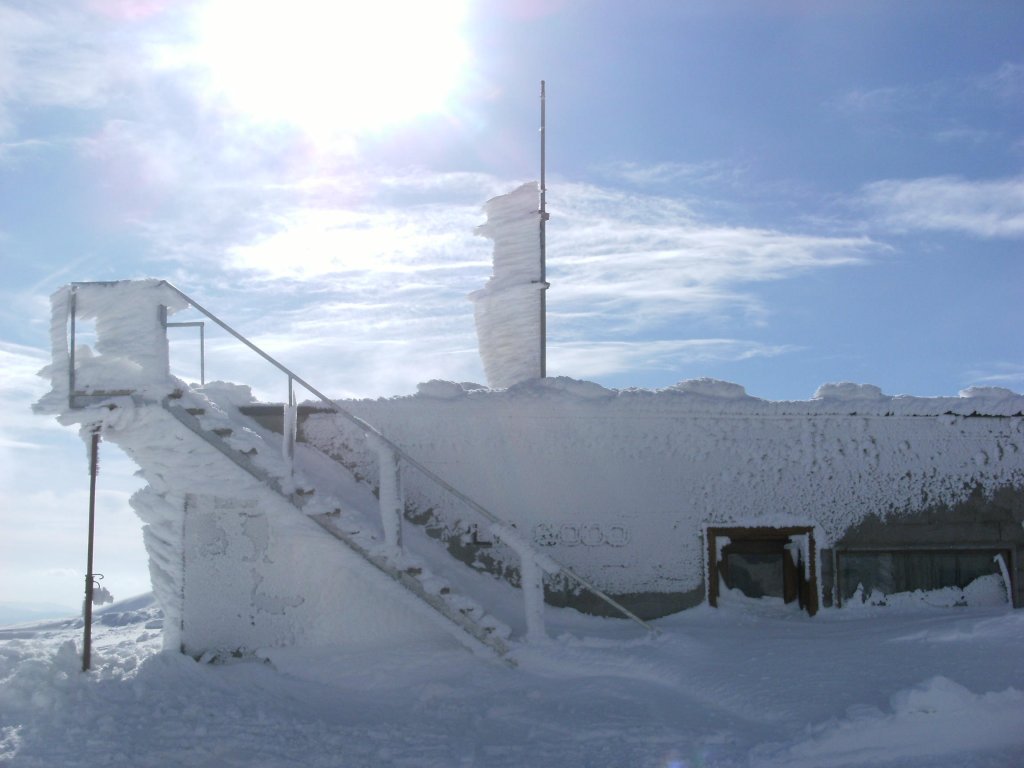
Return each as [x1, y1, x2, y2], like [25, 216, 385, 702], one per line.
[34, 280, 188, 412]
[50, 384, 455, 656]
[403, 375, 1024, 417]
[469, 182, 543, 389]
[302, 377, 1024, 598]
[33, 286, 72, 413]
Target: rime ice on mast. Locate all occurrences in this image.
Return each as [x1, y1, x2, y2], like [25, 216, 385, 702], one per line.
[469, 181, 547, 388]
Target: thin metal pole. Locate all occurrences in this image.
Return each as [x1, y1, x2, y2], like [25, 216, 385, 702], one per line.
[539, 79, 548, 379]
[82, 429, 99, 672]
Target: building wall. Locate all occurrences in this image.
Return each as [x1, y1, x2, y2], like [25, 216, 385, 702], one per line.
[294, 379, 1024, 612]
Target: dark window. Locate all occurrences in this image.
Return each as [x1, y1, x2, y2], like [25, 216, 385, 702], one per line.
[837, 549, 1009, 604]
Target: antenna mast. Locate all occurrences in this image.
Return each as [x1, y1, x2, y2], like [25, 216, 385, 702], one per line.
[539, 80, 549, 378]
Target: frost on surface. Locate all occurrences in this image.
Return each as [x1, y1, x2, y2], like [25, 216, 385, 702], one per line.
[469, 182, 544, 389]
[304, 379, 1024, 599]
[365, 431, 403, 552]
[34, 280, 189, 413]
[813, 382, 887, 401]
[33, 286, 72, 413]
[670, 377, 752, 399]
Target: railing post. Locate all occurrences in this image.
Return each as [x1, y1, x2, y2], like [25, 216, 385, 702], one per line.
[147, 279, 657, 633]
[282, 376, 297, 477]
[68, 287, 78, 410]
[492, 522, 553, 642]
[519, 554, 547, 643]
[367, 432, 403, 553]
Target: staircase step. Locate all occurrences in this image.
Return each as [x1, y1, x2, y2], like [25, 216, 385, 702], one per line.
[308, 513, 514, 665]
[165, 394, 515, 666]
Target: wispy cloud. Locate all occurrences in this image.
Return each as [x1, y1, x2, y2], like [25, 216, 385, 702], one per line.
[963, 362, 1024, 391]
[833, 61, 1024, 117]
[931, 127, 998, 146]
[0, 2, 164, 138]
[861, 175, 1024, 238]
[596, 159, 747, 189]
[134, 173, 880, 397]
[0, 137, 52, 162]
[830, 61, 1023, 146]
[0, 2, 888, 397]
[550, 339, 797, 380]
[977, 62, 1024, 105]
[0, 339, 67, 442]
[549, 182, 878, 333]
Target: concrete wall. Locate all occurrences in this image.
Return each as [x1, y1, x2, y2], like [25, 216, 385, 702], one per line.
[245, 384, 1024, 614]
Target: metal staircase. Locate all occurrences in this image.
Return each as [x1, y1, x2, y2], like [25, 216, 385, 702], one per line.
[57, 279, 656, 663]
[163, 387, 516, 662]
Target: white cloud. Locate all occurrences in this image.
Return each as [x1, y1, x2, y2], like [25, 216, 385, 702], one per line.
[0, 340, 55, 440]
[862, 175, 1024, 238]
[222, 205, 491, 281]
[597, 159, 747, 188]
[0, 137, 51, 163]
[931, 127, 997, 146]
[978, 61, 1024, 104]
[549, 339, 797, 380]
[548, 182, 878, 333]
[0, 2, 156, 137]
[830, 61, 1023, 146]
[113, 171, 879, 404]
[963, 363, 1024, 392]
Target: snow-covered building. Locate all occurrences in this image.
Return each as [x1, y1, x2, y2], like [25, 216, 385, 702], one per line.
[34, 189, 1024, 661]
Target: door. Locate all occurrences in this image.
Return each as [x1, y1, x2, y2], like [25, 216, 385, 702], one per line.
[707, 526, 818, 615]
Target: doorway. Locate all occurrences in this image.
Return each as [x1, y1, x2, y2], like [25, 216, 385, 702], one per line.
[707, 526, 818, 615]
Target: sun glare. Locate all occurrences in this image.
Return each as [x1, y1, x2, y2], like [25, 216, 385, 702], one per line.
[194, 0, 470, 135]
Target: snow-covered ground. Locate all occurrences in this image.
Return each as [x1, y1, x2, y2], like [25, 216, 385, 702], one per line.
[2, 595, 1022, 767]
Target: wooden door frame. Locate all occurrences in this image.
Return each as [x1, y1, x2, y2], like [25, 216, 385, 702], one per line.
[706, 525, 819, 615]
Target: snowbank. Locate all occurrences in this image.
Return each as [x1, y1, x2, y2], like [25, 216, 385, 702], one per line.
[3, 599, 1022, 767]
[753, 676, 1024, 767]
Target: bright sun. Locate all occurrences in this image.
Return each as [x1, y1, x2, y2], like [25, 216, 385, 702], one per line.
[194, 0, 470, 135]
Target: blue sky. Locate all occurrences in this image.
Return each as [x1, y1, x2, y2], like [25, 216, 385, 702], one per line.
[1, 0, 1022, 611]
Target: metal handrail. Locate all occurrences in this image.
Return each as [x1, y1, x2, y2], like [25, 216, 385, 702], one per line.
[68, 280, 656, 633]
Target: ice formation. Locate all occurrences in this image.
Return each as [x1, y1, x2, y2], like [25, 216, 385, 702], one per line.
[31, 279, 1024, 659]
[34, 281, 188, 413]
[304, 376, 1024, 600]
[469, 182, 545, 388]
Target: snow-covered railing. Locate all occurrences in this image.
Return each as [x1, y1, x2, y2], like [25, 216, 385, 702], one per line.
[58, 280, 657, 637]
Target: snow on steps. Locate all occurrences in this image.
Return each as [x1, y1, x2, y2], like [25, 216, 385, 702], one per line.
[163, 388, 515, 665]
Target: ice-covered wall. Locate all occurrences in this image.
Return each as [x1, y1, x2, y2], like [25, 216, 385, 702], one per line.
[303, 378, 1024, 600]
[45, 393, 454, 655]
[469, 182, 544, 388]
